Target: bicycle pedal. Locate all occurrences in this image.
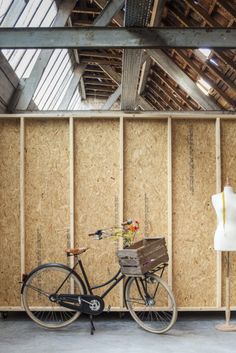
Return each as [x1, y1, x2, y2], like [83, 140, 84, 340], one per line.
[107, 305, 111, 312]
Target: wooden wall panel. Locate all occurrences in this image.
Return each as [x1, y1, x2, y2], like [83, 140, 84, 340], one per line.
[124, 119, 168, 237]
[25, 120, 70, 273]
[221, 120, 236, 306]
[0, 120, 20, 306]
[74, 119, 120, 307]
[172, 120, 216, 307]
[124, 118, 168, 291]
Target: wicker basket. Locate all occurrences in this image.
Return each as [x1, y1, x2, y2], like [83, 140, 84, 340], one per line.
[117, 237, 168, 276]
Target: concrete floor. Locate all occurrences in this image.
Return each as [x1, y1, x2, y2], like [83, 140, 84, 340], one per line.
[1, 312, 236, 353]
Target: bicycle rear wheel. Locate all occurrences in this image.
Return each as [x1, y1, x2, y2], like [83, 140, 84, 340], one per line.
[22, 264, 85, 329]
[125, 273, 177, 334]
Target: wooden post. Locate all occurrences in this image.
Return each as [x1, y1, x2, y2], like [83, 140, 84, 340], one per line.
[216, 251, 236, 331]
[119, 115, 124, 308]
[215, 117, 222, 308]
[167, 117, 173, 294]
[20, 117, 25, 307]
[69, 117, 75, 292]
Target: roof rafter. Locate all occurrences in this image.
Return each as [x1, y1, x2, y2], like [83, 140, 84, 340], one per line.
[147, 49, 220, 110]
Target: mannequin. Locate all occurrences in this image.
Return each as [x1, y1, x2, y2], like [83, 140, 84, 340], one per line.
[212, 183, 236, 251]
[212, 179, 236, 331]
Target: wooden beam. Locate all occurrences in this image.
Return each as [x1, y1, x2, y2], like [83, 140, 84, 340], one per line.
[151, 69, 197, 110]
[69, 116, 75, 286]
[174, 49, 235, 109]
[147, 83, 176, 109]
[99, 64, 121, 84]
[216, 0, 236, 19]
[14, 0, 78, 111]
[167, 117, 173, 292]
[149, 77, 183, 109]
[147, 49, 220, 110]
[215, 117, 222, 308]
[119, 115, 124, 307]
[1, 28, 235, 49]
[80, 58, 122, 66]
[183, 0, 220, 27]
[72, 7, 101, 15]
[80, 51, 122, 60]
[20, 117, 25, 305]
[101, 85, 121, 109]
[93, 0, 124, 26]
[136, 95, 154, 110]
[58, 65, 86, 110]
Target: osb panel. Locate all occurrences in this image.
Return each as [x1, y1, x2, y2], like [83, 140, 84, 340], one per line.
[124, 119, 168, 237]
[221, 120, 236, 306]
[25, 120, 70, 276]
[0, 120, 20, 306]
[173, 120, 216, 307]
[124, 119, 168, 287]
[74, 119, 120, 307]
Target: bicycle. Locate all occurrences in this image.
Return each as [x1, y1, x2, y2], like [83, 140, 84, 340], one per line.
[21, 220, 177, 334]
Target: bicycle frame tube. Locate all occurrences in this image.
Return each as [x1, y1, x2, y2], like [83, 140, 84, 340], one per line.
[77, 259, 125, 299]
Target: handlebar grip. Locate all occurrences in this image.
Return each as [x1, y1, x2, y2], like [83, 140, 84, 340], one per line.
[121, 219, 132, 226]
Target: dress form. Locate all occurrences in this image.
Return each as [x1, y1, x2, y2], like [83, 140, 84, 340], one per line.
[212, 181, 236, 331]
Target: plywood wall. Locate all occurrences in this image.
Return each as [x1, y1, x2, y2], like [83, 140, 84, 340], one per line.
[74, 119, 120, 307]
[1, 115, 236, 310]
[25, 119, 70, 272]
[0, 120, 20, 306]
[172, 120, 216, 307]
[221, 120, 236, 306]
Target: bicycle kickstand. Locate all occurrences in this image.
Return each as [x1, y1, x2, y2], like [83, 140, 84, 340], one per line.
[89, 315, 95, 335]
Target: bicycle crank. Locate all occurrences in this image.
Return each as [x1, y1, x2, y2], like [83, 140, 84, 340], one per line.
[54, 294, 105, 315]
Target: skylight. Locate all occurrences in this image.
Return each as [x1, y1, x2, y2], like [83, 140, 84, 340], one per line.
[0, 0, 79, 111]
[196, 78, 212, 96]
[198, 48, 211, 59]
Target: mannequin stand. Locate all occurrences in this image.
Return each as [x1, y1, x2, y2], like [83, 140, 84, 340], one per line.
[216, 252, 236, 331]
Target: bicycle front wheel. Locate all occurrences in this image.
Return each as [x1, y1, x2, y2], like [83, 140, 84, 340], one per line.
[22, 264, 85, 329]
[125, 273, 177, 334]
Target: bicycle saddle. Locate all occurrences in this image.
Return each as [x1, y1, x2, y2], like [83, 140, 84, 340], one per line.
[65, 247, 88, 256]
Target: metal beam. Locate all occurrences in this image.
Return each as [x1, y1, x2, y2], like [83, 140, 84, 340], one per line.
[58, 65, 86, 110]
[1, 28, 235, 49]
[137, 0, 166, 97]
[14, 0, 78, 111]
[121, 0, 152, 110]
[94, 0, 123, 26]
[101, 85, 122, 109]
[93, 0, 124, 26]
[147, 49, 220, 110]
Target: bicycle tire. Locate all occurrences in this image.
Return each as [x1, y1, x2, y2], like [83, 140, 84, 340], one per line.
[125, 273, 177, 334]
[22, 264, 85, 329]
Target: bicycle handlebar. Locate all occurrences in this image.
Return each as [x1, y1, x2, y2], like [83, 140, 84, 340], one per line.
[88, 220, 133, 239]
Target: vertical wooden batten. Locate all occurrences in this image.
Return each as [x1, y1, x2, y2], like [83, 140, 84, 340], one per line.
[69, 117, 75, 288]
[119, 115, 124, 307]
[20, 116, 25, 307]
[167, 117, 173, 291]
[215, 117, 222, 308]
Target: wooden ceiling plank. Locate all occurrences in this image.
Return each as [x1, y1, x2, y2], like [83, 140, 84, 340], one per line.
[151, 68, 197, 110]
[147, 49, 220, 110]
[174, 49, 235, 109]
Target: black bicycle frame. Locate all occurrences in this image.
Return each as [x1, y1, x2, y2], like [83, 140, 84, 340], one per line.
[78, 259, 125, 299]
[54, 257, 125, 300]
